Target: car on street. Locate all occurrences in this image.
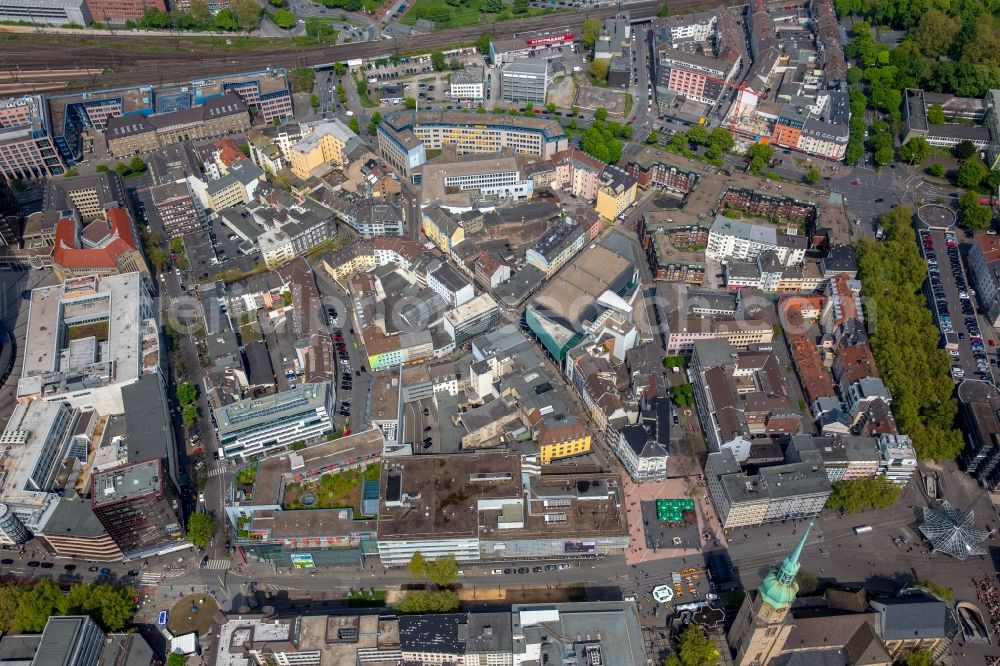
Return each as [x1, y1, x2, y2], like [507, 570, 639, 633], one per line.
[492, 569, 503, 574]
[40, 562, 53, 569]
[63, 564, 75, 571]
[0, 559, 11, 566]
[517, 567, 529, 574]
[26, 561, 39, 568]
[503, 568, 515, 574]
[100, 567, 111, 574]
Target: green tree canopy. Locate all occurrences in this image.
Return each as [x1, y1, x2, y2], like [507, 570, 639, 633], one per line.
[826, 476, 903, 513]
[348, 116, 360, 134]
[176, 382, 198, 405]
[912, 9, 959, 57]
[167, 654, 187, 666]
[708, 127, 734, 152]
[476, 31, 492, 54]
[929, 163, 945, 177]
[927, 103, 946, 124]
[273, 8, 295, 28]
[804, 167, 821, 184]
[581, 18, 601, 49]
[665, 625, 719, 666]
[902, 649, 934, 666]
[958, 157, 987, 188]
[182, 404, 199, 425]
[407, 552, 427, 579]
[187, 512, 214, 549]
[579, 123, 622, 164]
[425, 555, 459, 586]
[874, 146, 895, 166]
[645, 131, 659, 144]
[431, 51, 446, 71]
[588, 58, 610, 83]
[231, 0, 262, 31]
[954, 140, 978, 159]
[855, 207, 964, 460]
[395, 589, 460, 613]
[899, 136, 930, 164]
[686, 124, 709, 146]
[594, 107, 608, 122]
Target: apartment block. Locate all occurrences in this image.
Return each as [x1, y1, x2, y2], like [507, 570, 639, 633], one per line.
[85, 0, 165, 23]
[968, 232, 1000, 327]
[707, 215, 807, 265]
[450, 66, 486, 101]
[149, 181, 203, 239]
[651, 10, 742, 106]
[692, 339, 802, 463]
[51, 206, 148, 281]
[615, 398, 670, 482]
[377, 112, 567, 182]
[444, 293, 501, 347]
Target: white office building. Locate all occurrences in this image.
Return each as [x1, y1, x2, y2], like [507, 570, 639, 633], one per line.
[450, 66, 486, 101]
[706, 215, 807, 265]
[214, 382, 335, 461]
[501, 61, 549, 105]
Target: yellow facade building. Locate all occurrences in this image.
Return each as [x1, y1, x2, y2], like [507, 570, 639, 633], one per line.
[288, 119, 362, 180]
[595, 168, 638, 221]
[538, 419, 592, 465]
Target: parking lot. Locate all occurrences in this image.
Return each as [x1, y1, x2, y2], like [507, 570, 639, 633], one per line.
[919, 227, 998, 382]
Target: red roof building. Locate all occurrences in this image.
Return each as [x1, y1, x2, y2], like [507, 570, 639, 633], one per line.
[52, 206, 149, 281]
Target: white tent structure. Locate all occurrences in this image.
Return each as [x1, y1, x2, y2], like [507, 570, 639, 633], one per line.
[919, 500, 990, 561]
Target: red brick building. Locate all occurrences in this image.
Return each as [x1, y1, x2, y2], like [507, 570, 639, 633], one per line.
[85, 0, 167, 24]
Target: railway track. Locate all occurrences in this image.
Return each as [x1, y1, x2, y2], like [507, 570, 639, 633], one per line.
[0, 0, 739, 92]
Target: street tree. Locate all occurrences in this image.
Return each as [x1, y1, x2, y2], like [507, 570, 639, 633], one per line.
[407, 552, 427, 579]
[182, 404, 199, 425]
[176, 382, 198, 405]
[665, 625, 719, 666]
[588, 59, 609, 82]
[594, 107, 608, 122]
[827, 476, 902, 513]
[804, 167, 821, 184]
[187, 512, 214, 549]
[927, 103, 946, 124]
[273, 8, 295, 28]
[685, 124, 708, 146]
[425, 555, 459, 586]
[431, 51, 446, 71]
[874, 146, 894, 166]
[954, 140, 978, 159]
[231, 0, 261, 32]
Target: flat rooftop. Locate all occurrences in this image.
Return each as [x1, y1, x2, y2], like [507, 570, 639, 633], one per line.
[370, 372, 400, 423]
[19, 273, 148, 398]
[0, 401, 73, 511]
[377, 453, 522, 540]
[91, 459, 163, 506]
[445, 293, 499, 326]
[214, 382, 330, 439]
[531, 244, 634, 323]
[251, 429, 384, 506]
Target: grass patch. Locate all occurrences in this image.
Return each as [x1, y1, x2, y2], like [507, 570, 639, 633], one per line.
[282, 463, 380, 510]
[401, 0, 560, 29]
[347, 589, 387, 607]
[238, 321, 263, 344]
[66, 321, 109, 343]
[353, 72, 378, 108]
[168, 594, 218, 637]
[624, 92, 633, 117]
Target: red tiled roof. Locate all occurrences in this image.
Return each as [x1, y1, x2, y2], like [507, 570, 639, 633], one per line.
[215, 139, 246, 169]
[975, 233, 1000, 263]
[52, 206, 139, 270]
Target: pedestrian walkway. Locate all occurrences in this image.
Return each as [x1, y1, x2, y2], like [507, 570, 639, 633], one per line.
[202, 559, 230, 571]
[207, 467, 227, 478]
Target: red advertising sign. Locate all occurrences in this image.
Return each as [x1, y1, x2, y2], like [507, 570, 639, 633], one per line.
[526, 33, 574, 46]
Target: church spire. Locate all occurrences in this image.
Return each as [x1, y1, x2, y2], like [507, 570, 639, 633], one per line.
[759, 521, 813, 611]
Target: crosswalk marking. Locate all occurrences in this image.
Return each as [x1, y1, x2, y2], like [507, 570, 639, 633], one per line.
[207, 467, 227, 478]
[202, 559, 230, 571]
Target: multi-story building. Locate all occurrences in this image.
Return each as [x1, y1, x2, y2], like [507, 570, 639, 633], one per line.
[421, 205, 465, 254]
[650, 10, 742, 106]
[786, 434, 881, 482]
[615, 398, 670, 482]
[288, 119, 362, 180]
[0, 95, 65, 183]
[625, 159, 698, 194]
[0, 0, 90, 25]
[474, 252, 511, 290]
[869, 594, 957, 662]
[204, 160, 263, 211]
[400, 613, 513, 665]
[214, 382, 335, 461]
[771, 93, 850, 160]
[190, 69, 293, 124]
[706, 215, 807, 265]
[444, 293, 501, 347]
[705, 447, 831, 529]
[450, 66, 486, 101]
[44, 171, 128, 221]
[256, 203, 333, 268]
[692, 339, 801, 462]
[18, 273, 159, 415]
[427, 262, 474, 308]
[51, 206, 149, 281]
[525, 217, 585, 276]
[0, 400, 83, 543]
[105, 93, 250, 158]
[149, 181, 203, 239]
[84, 0, 164, 23]
[377, 453, 628, 564]
[90, 459, 185, 560]
[595, 166, 638, 221]
[877, 433, 917, 485]
[377, 112, 568, 183]
[419, 154, 534, 210]
[248, 122, 303, 175]
[968, 232, 1000, 327]
[501, 60, 549, 104]
[526, 244, 637, 362]
[905, 88, 992, 151]
[664, 309, 774, 354]
[724, 251, 825, 293]
[324, 194, 406, 239]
